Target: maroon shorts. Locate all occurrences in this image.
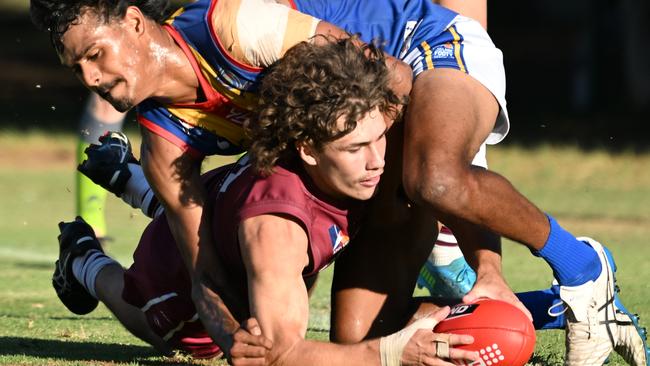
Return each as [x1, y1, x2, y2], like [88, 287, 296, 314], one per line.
[122, 215, 222, 359]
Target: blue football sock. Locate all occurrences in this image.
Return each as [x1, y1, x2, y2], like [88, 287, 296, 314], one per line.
[532, 215, 601, 286]
[517, 286, 566, 330]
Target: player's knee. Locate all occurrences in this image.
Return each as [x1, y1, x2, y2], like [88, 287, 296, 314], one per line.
[402, 165, 464, 214]
[330, 322, 368, 344]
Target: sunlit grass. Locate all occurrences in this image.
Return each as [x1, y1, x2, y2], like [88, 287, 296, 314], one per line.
[0, 132, 648, 365]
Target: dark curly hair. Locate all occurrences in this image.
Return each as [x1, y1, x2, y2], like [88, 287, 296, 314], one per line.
[246, 36, 405, 176]
[30, 0, 170, 55]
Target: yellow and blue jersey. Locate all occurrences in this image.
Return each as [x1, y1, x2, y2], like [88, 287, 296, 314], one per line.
[137, 0, 492, 158]
[137, 0, 263, 158]
[292, 0, 456, 62]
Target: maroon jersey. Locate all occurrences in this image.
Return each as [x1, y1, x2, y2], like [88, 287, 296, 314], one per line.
[208, 155, 365, 300]
[122, 155, 364, 355]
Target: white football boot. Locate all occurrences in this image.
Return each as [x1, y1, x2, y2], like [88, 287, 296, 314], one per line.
[601, 246, 650, 366]
[561, 237, 617, 366]
[615, 308, 649, 366]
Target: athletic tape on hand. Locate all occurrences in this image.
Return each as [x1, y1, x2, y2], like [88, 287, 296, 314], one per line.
[379, 316, 438, 366]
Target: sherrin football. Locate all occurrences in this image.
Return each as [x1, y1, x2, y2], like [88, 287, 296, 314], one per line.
[433, 298, 536, 366]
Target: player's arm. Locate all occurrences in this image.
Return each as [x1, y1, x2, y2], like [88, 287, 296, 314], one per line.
[440, 212, 532, 320]
[191, 212, 273, 359]
[140, 128, 265, 353]
[220, 1, 412, 124]
[139, 128, 204, 272]
[138, 128, 240, 329]
[238, 214, 478, 366]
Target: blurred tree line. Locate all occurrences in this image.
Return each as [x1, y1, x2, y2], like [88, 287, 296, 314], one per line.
[1, 0, 647, 150]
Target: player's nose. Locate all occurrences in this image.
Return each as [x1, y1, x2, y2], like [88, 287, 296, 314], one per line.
[80, 64, 101, 88]
[366, 143, 385, 170]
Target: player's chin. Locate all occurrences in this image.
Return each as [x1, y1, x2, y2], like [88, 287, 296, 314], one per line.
[106, 96, 135, 113]
[353, 186, 379, 201]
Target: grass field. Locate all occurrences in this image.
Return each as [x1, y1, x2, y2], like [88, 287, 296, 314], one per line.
[0, 130, 649, 365]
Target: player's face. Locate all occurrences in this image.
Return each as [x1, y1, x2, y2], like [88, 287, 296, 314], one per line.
[305, 107, 387, 201]
[58, 10, 149, 112]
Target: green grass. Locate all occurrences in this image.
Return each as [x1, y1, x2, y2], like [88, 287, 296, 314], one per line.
[1, 131, 648, 365]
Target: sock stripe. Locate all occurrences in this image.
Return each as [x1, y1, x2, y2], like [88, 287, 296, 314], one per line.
[72, 249, 117, 299]
[76, 236, 95, 245]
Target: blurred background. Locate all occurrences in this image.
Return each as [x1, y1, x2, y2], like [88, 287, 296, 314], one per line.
[0, 0, 648, 150]
[0, 2, 648, 364]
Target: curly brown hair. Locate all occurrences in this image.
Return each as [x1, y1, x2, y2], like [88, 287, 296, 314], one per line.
[245, 35, 405, 176]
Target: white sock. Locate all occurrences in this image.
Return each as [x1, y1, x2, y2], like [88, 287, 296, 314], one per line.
[71, 249, 117, 299]
[121, 163, 163, 218]
[430, 226, 464, 266]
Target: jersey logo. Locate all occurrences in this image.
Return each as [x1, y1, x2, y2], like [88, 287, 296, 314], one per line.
[214, 62, 252, 91]
[445, 303, 479, 320]
[328, 225, 350, 254]
[432, 42, 455, 60]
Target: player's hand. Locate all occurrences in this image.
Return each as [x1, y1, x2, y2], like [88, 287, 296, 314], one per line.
[400, 306, 479, 366]
[229, 318, 273, 366]
[77, 131, 137, 196]
[463, 270, 533, 321]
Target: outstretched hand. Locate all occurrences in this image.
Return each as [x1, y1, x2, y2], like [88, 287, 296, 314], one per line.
[462, 271, 532, 321]
[399, 306, 479, 366]
[229, 318, 273, 366]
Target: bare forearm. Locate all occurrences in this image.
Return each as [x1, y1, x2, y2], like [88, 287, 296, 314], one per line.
[192, 233, 250, 355]
[268, 338, 380, 366]
[449, 215, 532, 319]
[443, 217, 501, 273]
[139, 133, 205, 271]
[163, 203, 204, 271]
[145, 157, 245, 353]
[139, 132, 253, 354]
[192, 281, 240, 354]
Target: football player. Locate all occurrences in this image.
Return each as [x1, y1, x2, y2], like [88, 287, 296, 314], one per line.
[30, 1, 648, 364]
[53, 38, 480, 365]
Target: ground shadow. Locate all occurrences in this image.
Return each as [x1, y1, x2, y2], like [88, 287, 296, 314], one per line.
[13, 261, 52, 270]
[0, 336, 208, 365]
[0, 336, 154, 362]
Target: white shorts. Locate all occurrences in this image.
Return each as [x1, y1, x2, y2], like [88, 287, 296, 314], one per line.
[404, 15, 510, 148]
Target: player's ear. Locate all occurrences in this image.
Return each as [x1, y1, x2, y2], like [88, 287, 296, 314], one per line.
[124, 6, 146, 36]
[296, 141, 318, 167]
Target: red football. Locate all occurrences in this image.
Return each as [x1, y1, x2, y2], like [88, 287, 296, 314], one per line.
[433, 298, 535, 366]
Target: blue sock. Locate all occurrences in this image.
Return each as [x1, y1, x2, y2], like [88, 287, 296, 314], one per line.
[533, 214, 601, 286]
[516, 286, 566, 330]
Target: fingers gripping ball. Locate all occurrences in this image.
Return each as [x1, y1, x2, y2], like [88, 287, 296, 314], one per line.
[433, 299, 535, 366]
